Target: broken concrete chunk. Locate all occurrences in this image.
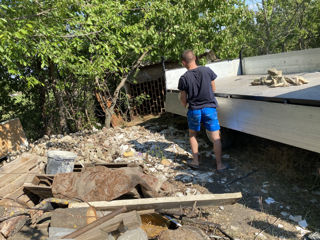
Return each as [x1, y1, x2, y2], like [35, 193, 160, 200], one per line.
[118, 228, 148, 240]
[268, 68, 283, 76]
[48, 227, 76, 239]
[251, 68, 309, 87]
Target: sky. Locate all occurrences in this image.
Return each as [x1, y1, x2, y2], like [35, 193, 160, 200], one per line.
[246, 0, 262, 11]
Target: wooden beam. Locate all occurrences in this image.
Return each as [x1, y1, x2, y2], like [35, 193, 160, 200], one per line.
[69, 193, 242, 210]
[62, 207, 127, 239]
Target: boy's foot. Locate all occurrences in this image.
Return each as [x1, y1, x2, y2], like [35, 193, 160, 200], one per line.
[217, 163, 230, 173]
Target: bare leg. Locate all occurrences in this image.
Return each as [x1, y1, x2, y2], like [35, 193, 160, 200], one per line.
[207, 130, 225, 170]
[189, 129, 199, 165]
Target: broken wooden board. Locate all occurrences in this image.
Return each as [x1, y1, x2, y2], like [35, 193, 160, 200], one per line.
[71, 211, 141, 240]
[23, 175, 54, 199]
[0, 153, 43, 207]
[69, 193, 242, 210]
[0, 118, 28, 158]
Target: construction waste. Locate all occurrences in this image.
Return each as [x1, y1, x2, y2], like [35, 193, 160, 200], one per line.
[251, 68, 309, 87]
[0, 125, 241, 239]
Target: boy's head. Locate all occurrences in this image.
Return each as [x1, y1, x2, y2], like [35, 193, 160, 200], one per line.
[181, 50, 196, 67]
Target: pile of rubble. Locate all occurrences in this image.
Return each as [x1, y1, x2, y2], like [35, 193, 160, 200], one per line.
[0, 124, 242, 239]
[251, 68, 309, 87]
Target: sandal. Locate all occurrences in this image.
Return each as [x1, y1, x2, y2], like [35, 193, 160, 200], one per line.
[187, 162, 200, 169]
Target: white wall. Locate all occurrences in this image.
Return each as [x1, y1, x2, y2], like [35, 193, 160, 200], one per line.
[243, 48, 320, 75]
[165, 59, 240, 90]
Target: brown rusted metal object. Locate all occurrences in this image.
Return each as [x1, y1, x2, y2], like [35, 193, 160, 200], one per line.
[51, 166, 158, 201]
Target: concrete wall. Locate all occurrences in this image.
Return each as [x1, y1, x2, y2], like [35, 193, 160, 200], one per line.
[166, 59, 240, 90]
[166, 92, 320, 153]
[243, 48, 320, 75]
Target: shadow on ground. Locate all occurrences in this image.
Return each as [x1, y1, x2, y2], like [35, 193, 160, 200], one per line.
[132, 113, 320, 238]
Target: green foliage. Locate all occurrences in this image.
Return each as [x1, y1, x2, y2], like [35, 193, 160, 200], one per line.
[243, 0, 320, 56]
[1, 0, 318, 137]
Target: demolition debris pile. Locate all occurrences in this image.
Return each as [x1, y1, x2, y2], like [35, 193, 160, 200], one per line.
[0, 125, 241, 239]
[251, 68, 309, 87]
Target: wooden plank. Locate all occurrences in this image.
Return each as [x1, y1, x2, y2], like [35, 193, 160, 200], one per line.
[0, 172, 38, 197]
[0, 159, 38, 189]
[74, 211, 140, 240]
[23, 183, 53, 199]
[0, 153, 37, 174]
[69, 193, 242, 210]
[62, 207, 126, 239]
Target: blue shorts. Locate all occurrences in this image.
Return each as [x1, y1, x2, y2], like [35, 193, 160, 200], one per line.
[187, 108, 220, 132]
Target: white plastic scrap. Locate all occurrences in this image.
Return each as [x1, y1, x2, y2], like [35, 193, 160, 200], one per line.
[265, 197, 276, 204]
[289, 215, 302, 223]
[298, 219, 308, 228]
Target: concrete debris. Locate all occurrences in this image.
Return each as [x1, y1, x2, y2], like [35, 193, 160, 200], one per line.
[48, 227, 76, 239]
[118, 228, 148, 240]
[251, 68, 309, 87]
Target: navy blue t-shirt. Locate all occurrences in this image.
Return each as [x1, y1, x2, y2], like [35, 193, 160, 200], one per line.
[178, 66, 218, 110]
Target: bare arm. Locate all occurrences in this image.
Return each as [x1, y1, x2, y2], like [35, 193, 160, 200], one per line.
[179, 91, 187, 108]
[211, 80, 216, 92]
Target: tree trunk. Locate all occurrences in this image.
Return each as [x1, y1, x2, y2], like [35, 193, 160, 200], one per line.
[104, 51, 148, 128]
[49, 60, 69, 134]
[104, 108, 114, 128]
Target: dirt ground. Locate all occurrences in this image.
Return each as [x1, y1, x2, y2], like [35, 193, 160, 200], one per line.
[2, 113, 319, 240]
[134, 113, 320, 240]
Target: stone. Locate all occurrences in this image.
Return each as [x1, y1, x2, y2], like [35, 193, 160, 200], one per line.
[175, 192, 184, 197]
[175, 174, 193, 183]
[118, 228, 148, 240]
[159, 227, 209, 240]
[48, 227, 76, 239]
[268, 68, 282, 76]
[60, 135, 73, 142]
[124, 151, 134, 158]
[161, 158, 171, 166]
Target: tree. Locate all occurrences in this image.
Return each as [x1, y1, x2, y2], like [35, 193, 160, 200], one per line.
[0, 0, 250, 133]
[244, 0, 320, 56]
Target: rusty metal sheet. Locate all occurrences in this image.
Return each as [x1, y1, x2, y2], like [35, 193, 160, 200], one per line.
[52, 166, 159, 202]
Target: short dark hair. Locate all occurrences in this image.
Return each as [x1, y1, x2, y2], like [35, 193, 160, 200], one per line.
[181, 50, 196, 64]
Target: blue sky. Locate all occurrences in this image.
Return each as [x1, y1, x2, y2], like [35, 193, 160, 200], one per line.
[246, 0, 262, 11]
